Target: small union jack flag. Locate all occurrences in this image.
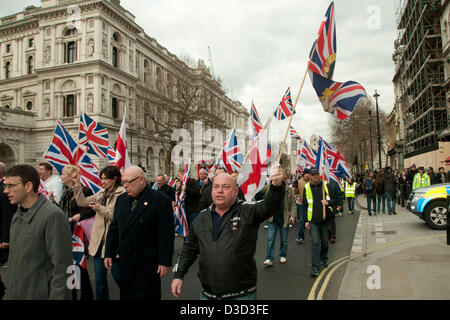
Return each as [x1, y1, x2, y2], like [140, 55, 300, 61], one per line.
[167, 178, 176, 188]
[44, 121, 102, 193]
[219, 129, 243, 174]
[107, 146, 116, 165]
[174, 161, 190, 237]
[79, 113, 109, 159]
[72, 222, 87, 269]
[273, 87, 295, 120]
[38, 180, 50, 200]
[289, 126, 302, 140]
[250, 101, 263, 136]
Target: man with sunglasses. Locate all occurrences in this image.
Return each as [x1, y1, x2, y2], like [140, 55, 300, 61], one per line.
[105, 166, 174, 300]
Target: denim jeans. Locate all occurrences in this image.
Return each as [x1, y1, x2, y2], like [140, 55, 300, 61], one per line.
[266, 222, 289, 261]
[200, 291, 257, 300]
[385, 191, 396, 213]
[93, 256, 121, 300]
[310, 221, 330, 272]
[347, 197, 355, 211]
[296, 204, 305, 240]
[376, 193, 386, 213]
[366, 194, 376, 215]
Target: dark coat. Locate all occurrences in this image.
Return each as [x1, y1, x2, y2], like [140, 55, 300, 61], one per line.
[0, 181, 18, 243]
[105, 185, 174, 300]
[179, 178, 201, 214]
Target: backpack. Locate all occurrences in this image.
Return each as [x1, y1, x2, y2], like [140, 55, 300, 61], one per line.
[365, 178, 374, 193]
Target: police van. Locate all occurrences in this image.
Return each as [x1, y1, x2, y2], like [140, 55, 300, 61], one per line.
[406, 183, 449, 230]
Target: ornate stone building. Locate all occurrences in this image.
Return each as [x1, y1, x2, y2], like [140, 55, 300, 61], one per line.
[0, 0, 249, 178]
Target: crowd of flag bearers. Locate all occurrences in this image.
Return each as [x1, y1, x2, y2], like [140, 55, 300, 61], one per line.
[0, 1, 377, 300]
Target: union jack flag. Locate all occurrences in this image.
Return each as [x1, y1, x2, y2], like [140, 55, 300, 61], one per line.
[72, 222, 87, 269]
[273, 87, 295, 121]
[167, 178, 176, 188]
[322, 138, 351, 179]
[308, 1, 336, 80]
[298, 139, 317, 168]
[316, 137, 345, 189]
[174, 161, 190, 237]
[310, 72, 367, 120]
[0, 177, 5, 184]
[107, 146, 116, 165]
[44, 121, 102, 193]
[219, 129, 243, 174]
[79, 113, 109, 159]
[289, 126, 302, 140]
[250, 101, 263, 136]
[38, 180, 50, 200]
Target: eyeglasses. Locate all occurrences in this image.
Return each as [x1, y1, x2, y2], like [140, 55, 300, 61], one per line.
[123, 176, 140, 185]
[4, 183, 21, 190]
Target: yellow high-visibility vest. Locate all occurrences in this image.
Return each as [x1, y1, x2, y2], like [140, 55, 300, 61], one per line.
[345, 182, 356, 198]
[305, 182, 331, 221]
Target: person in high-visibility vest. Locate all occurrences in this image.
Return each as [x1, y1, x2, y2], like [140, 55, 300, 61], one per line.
[412, 167, 431, 190]
[302, 167, 337, 278]
[345, 177, 357, 214]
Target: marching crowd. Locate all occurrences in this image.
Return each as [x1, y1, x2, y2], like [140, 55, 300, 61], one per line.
[0, 160, 448, 300]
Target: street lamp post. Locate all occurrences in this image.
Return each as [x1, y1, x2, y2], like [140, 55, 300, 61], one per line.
[373, 90, 382, 170]
[368, 110, 374, 170]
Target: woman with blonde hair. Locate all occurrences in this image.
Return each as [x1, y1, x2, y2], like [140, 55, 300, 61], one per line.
[71, 165, 125, 300]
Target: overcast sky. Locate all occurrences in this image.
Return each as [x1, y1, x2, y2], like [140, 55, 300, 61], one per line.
[1, 0, 397, 147]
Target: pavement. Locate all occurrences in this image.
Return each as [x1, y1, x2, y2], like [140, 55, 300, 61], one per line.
[336, 195, 450, 300]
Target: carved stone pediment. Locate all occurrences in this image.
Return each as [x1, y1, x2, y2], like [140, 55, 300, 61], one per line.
[0, 95, 13, 101]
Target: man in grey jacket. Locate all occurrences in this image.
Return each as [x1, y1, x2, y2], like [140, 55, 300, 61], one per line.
[382, 167, 397, 215]
[3, 164, 72, 300]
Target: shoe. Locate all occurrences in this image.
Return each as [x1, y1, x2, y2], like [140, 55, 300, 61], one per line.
[296, 238, 304, 244]
[311, 269, 320, 277]
[2, 262, 7, 269]
[263, 259, 273, 267]
[388, 212, 392, 215]
[263, 225, 268, 230]
[329, 237, 336, 244]
[369, 213, 372, 216]
[321, 261, 328, 268]
[280, 257, 287, 264]
[393, 210, 397, 215]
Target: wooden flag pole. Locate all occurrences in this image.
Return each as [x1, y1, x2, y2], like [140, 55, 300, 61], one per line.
[277, 41, 319, 163]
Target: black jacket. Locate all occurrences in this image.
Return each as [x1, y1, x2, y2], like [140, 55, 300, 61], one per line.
[157, 184, 176, 203]
[0, 181, 18, 243]
[302, 181, 336, 224]
[105, 185, 174, 300]
[179, 178, 201, 214]
[174, 183, 285, 296]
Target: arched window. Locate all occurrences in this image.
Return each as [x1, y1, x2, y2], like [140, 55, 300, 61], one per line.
[4, 61, 11, 79]
[65, 27, 77, 37]
[27, 56, 34, 74]
[26, 101, 33, 111]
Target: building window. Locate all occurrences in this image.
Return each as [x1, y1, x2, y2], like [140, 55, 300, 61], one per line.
[27, 56, 34, 74]
[26, 101, 33, 111]
[28, 38, 34, 48]
[63, 94, 77, 117]
[64, 41, 76, 63]
[112, 46, 119, 67]
[4, 62, 10, 79]
[112, 97, 118, 118]
[6, 44, 10, 53]
[4, 105, 9, 109]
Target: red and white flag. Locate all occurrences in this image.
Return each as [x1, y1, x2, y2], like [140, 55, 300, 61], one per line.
[38, 179, 50, 200]
[114, 109, 132, 171]
[237, 120, 270, 202]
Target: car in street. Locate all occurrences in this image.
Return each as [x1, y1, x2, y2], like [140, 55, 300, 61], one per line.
[406, 183, 449, 230]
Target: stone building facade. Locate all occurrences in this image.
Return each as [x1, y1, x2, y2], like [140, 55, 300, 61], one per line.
[0, 0, 249, 178]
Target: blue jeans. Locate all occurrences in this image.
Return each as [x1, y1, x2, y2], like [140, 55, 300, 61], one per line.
[93, 256, 121, 300]
[385, 191, 396, 213]
[376, 194, 386, 213]
[347, 197, 355, 211]
[297, 204, 305, 240]
[366, 194, 376, 215]
[200, 291, 257, 300]
[310, 221, 330, 272]
[266, 222, 288, 261]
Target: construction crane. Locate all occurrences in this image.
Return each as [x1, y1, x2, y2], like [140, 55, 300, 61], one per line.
[208, 46, 216, 79]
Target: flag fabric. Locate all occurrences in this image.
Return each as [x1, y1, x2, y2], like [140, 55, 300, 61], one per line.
[167, 178, 176, 188]
[197, 160, 211, 178]
[174, 161, 190, 237]
[72, 223, 87, 269]
[237, 121, 270, 202]
[298, 139, 317, 168]
[79, 112, 109, 159]
[273, 87, 295, 120]
[115, 109, 132, 171]
[322, 138, 351, 178]
[309, 72, 367, 120]
[107, 146, 116, 165]
[219, 129, 244, 174]
[38, 180, 50, 200]
[308, 1, 337, 79]
[44, 121, 102, 193]
[289, 126, 302, 140]
[0, 177, 5, 184]
[250, 101, 264, 136]
[316, 137, 344, 189]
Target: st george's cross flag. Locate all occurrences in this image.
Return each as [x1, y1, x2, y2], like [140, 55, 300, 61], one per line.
[115, 109, 132, 171]
[273, 87, 295, 120]
[79, 112, 109, 159]
[44, 121, 102, 193]
[237, 121, 270, 202]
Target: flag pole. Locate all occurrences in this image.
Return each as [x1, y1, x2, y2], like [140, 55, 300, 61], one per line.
[277, 41, 319, 163]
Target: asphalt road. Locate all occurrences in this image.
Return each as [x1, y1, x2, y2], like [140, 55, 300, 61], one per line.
[0, 206, 360, 300]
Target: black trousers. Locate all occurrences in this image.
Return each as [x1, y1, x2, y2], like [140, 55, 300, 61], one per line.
[0, 275, 5, 300]
[72, 266, 94, 300]
[328, 214, 336, 239]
